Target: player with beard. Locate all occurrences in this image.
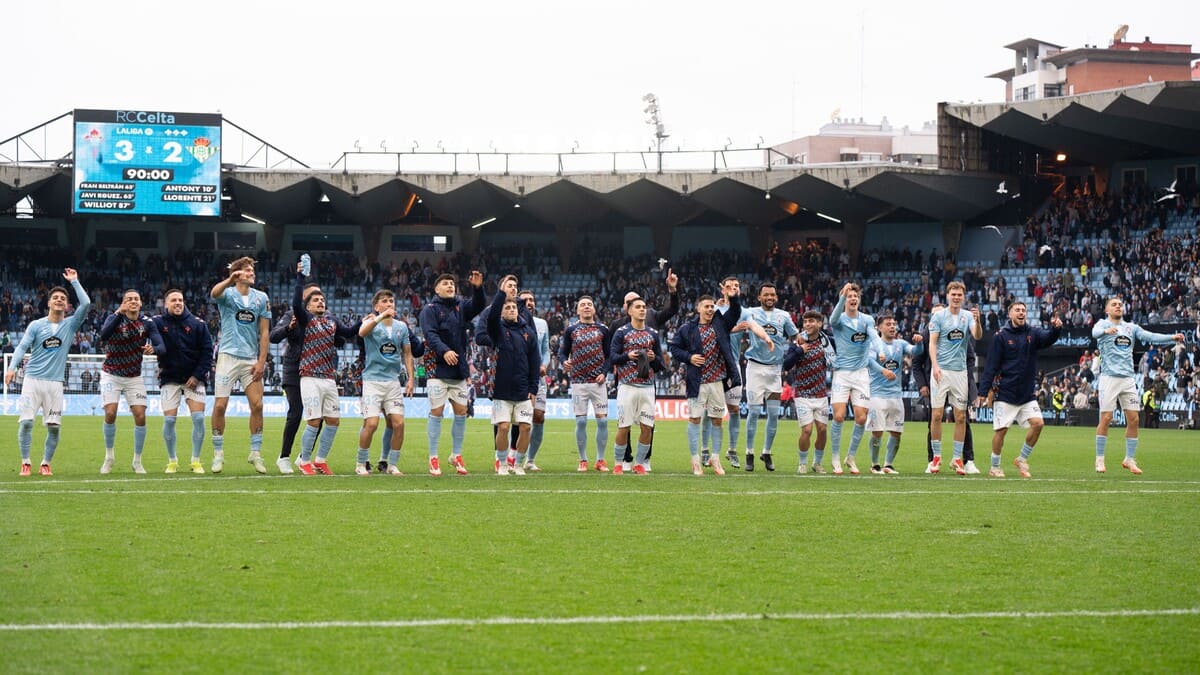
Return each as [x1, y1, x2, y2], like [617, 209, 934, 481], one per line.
[152, 290, 213, 474]
[739, 282, 799, 471]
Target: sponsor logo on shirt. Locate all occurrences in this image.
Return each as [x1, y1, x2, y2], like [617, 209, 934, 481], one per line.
[947, 328, 965, 342]
[1114, 335, 1132, 348]
[42, 336, 62, 351]
[851, 331, 868, 343]
[235, 309, 256, 324]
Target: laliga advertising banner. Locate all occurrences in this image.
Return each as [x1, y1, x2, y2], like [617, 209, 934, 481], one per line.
[0, 395, 702, 421]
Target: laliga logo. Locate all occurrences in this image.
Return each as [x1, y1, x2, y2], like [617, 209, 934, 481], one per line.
[188, 137, 217, 163]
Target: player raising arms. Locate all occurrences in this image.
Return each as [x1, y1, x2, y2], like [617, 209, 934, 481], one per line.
[928, 281, 982, 475]
[5, 268, 91, 476]
[976, 301, 1061, 478]
[865, 313, 922, 474]
[152, 289, 213, 474]
[670, 285, 754, 475]
[783, 311, 833, 473]
[714, 277, 746, 468]
[420, 270, 486, 476]
[291, 261, 360, 475]
[740, 282, 798, 472]
[828, 282, 881, 475]
[485, 285, 541, 475]
[357, 289, 416, 475]
[609, 298, 666, 474]
[209, 256, 272, 474]
[559, 296, 611, 471]
[98, 289, 165, 474]
[1091, 297, 1185, 475]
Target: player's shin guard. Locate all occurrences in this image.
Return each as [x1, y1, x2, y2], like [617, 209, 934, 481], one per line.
[300, 425, 318, 462]
[43, 425, 60, 464]
[764, 401, 782, 452]
[426, 415, 442, 458]
[575, 417, 588, 460]
[847, 423, 865, 459]
[451, 415, 467, 457]
[596, 418, 609, 461]
[687, 421, 701, 457]
[315, 425, 339, 461]
[190, 412, 205, 460]
[163, 416, 178, 461]
[18, 419, 33, 461]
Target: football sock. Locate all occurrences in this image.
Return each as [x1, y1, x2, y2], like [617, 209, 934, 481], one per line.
[727, 414, 741, 452]
[814, 446, 824, 465]
[388, 449, 399, 465]
[133, 425, 146, 459]
[163, 416, 178, 461]
[635, 442, 651, 465]
[451, 415, 466, 456]
[300, 425, 318, 462]
[596, 418, 609, 461]
[528, 423, 544, 462]
[687, 421, 701, 457]
[869, 435, 882, 465]
[190, 412, 205, 460]
[847, 422, 865, 458]
[763, 401, 781, 452]
[1095, 435, 1107, 458]
[102, 422, 116, 452]
[885, 435, 900, 466]
[250, 432, 263, 454]
[43, 425, 60, 463]
[426, 415, 442, 458]
[381, 426, 393, 462]
[575, 417, 588, 460]
[357, 448, 369, 464]
[931, 439, 942, 458]
[1125, 437, 1138, 460]
[952, 440, 964, 460]
[614, 443, 628, 464]
[700, 415, 711, 454]
[211, 432, 224, 455]
[315, 425, 338, 461]
[744, 408, 759, 453]
[798, 449, 809, 465]
[991, 452, 1002, 468]
[1019, 442, 1034, 459]
[18, 419, 33, 461]
[829, 421, 842, 461]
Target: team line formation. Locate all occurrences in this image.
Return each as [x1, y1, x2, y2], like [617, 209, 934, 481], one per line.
[4, 258, 1184, 479]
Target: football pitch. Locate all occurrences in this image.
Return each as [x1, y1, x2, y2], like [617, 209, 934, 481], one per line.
[2, 415, 1198, 672]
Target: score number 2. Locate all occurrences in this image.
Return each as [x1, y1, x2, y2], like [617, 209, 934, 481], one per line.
[113, 140, 185, 163]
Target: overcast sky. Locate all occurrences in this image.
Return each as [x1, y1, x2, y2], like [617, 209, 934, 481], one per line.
[5, 1, 1197, 169]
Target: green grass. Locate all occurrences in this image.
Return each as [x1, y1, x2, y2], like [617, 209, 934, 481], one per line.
[2, 416, 1198, 673]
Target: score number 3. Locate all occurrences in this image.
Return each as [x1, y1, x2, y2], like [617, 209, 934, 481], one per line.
[113, 140, 184, 163]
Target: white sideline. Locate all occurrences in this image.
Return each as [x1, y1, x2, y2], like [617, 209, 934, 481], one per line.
[4, 487, 1200, 497]
[1, 607, 1196, 632]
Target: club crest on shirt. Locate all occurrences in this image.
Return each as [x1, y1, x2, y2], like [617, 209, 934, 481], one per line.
[235, 309, 255, 324]
[947, 328, 965, 342]
[42, 336, 62, 351]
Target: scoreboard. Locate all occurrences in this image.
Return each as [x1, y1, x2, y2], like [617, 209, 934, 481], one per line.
[72, 109, 222, 217]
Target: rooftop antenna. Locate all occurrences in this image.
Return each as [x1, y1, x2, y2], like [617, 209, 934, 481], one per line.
[1113, 23, 1129, 44]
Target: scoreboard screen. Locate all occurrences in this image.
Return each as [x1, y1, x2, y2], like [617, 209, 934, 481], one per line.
[72, 109, 222, 217]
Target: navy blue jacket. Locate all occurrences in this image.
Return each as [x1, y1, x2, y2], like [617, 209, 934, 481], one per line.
[979, 320, 1061, 405]
[668, 296, 742, 399]
[485, 291, 541, 402]
[152, 308, 214, 386]
[419, 284, 486, 381]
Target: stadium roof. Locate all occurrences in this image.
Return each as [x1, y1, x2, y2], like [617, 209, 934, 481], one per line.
[942, 80, 1200, 164]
